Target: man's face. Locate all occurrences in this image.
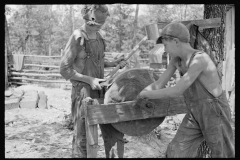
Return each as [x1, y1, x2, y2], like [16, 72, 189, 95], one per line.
[88, 20, 105, 31]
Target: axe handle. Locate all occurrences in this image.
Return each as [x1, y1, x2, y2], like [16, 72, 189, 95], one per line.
[105, 36, 148, 79]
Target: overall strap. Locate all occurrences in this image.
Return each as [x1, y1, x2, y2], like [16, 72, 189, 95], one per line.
[187, 51, 222, 99]
[177, 57, 184, 76]
[79, 28, 92, 57]
[187, 51, 203, 68]
[97, 31, 106, 51]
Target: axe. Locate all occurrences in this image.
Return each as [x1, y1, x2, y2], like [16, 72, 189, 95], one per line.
[100, 23, 160, 88]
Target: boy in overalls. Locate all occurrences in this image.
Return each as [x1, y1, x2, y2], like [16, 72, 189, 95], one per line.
[136, 22, 234, 157]
[60, 5, 127, 158]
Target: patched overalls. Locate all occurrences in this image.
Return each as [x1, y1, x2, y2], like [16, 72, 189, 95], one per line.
[71, 29, 124, 158]
[166, 52, 235, 158]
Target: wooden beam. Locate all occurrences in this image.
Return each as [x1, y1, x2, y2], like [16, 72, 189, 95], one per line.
[82, 98, 99, 158]
[158, 18, 221, 30]
[21, 55, 61, 58]
[85, 95, 187, 125]
[11, 71, 62, 77]
[10, 82, 29, 85]
[18, 69, 60, 73]
[10, 77, 69, 83]
[24, 64, 60, 68]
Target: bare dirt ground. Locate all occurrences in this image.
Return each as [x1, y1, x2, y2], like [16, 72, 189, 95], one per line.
[5, 84, 235, 158]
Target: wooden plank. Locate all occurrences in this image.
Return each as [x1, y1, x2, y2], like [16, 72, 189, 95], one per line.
[10, 77, 68, 83]
[24, 64, 60, 68]
[23, 55, 61, 58]
[10, 81, 31, 85]
[20, 69, 60, 73]
[11, 71, 62, 77]
[83, 98, 99, 158]
[158, 18, 221, 30]
[86, 96, 187, 125]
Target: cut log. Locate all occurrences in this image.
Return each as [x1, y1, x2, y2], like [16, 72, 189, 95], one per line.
[5, 97, 20, 110]
[5, 89, 24, 110]
[20, 90, 39, 109]
[103, 68, 166, 136]
[5, 90, 13, 97]
[38, 91, 48, 109]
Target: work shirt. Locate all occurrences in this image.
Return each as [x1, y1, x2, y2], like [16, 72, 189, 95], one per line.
[60, 27, 105, 86]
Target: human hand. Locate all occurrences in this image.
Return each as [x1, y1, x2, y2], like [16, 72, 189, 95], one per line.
[115, 57, 127, 69]
[88, 77, 106, 90]
[135, 95, 155, 114]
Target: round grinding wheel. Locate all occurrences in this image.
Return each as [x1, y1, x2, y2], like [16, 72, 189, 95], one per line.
[104, 68, 165, 136]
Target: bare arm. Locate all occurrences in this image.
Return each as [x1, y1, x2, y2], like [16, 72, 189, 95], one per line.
[139, 54, 206, 99]
[141, 57, 178, 92]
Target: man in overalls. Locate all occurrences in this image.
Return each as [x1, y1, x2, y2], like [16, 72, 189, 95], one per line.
[136, 22, 235, 157]
[60, 5, 127, 158]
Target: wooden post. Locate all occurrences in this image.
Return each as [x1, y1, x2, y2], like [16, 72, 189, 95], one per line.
[5, 51, 8, 90]
[82, 98, 99, 158]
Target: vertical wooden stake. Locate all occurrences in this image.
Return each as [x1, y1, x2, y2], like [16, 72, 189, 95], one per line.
[83, 98, 99, 158]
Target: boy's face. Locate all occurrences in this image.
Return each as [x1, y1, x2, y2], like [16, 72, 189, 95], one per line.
[162, 36, 178, 56]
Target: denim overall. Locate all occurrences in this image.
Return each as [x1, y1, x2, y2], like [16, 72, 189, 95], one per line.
[166, 52, 235, 157]
[71, 29, 124, 157]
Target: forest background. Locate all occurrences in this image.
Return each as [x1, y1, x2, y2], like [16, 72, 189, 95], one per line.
[5, 4, 204, 58]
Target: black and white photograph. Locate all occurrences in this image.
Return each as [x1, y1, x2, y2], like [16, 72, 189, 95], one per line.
[5, 4, 235, 158]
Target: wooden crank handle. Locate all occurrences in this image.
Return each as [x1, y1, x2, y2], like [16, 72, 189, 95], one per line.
[125, 36, 148, 61]
[106, 64, 121, 80]
[105, 36, 148, 80]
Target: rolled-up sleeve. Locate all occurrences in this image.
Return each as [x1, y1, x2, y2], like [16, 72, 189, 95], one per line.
[60, 33, 80, 80]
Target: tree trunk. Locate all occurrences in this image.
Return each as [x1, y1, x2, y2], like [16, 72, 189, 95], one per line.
[5, 14, 11, 89]
[131, 4, 139, 49]
[196, 4, 228, 158]
[49, 5, 53, 56]
[203, 5, 227, 67]
[118, 4, 122, 52]
[25, 5, 31, 55]
[184, 5, 187, 20]
[72, 5, 75, 31]
[69, 5, 73, 35]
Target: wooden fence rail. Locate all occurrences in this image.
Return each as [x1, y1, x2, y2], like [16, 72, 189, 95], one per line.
[9, 52, 151, 87]
[11, 77, 71, 83]
[11, 72, 62, 77]
[24, 64, 60, 68]
[15, 69, 60, 73]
